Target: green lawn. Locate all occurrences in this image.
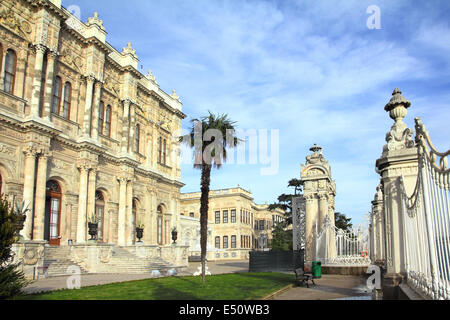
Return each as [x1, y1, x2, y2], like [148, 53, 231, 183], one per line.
[14, 272, 294, 300]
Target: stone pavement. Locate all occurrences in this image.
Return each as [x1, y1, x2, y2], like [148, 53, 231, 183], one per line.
[23, 260, 250, 294]
[272, 274, 372, 300]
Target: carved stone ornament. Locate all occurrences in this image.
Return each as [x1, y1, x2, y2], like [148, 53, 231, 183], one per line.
[86, 12, 105, 31]
[383, 89, 415, 153]
[0, 7, 32, 41]
[60, 47, 84, 73]
[23, 247, 43, 265]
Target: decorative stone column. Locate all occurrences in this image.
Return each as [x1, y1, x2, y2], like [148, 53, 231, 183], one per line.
[318, 193, 328, 231]
[76, 163, 90, 243]
[0, 50, 7, 85]
[375, 88, 418, 299]
[304, 194, 317, 262]
[126, 178, 134, 245]
[129, 104, 136, 154]
[86, 167, 97, 224]
[91, 81, 102, 140]
[21, 144, 38, 240]
[32, 149, 50, 241]
[82, 75, 95, 137]
[30, 44, 47, 118]
[121, 99, 130, 154]
[117, 177, 128, 246]
[371, 184, 384, 262]
[42, 50, 58, 121]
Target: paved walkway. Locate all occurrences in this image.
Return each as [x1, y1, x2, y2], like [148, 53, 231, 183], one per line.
[23, 260, 250, 294]
[273, 274, 372, 300]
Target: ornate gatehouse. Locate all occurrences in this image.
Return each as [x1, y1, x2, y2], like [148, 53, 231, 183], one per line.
[293, 145, 371, 269]
[0, 0, 188, 277]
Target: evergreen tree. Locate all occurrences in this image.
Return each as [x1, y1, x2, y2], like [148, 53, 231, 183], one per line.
[270, 222, 292, 251]
[334, 212, 353, 232]
[0, 198, 29, 299]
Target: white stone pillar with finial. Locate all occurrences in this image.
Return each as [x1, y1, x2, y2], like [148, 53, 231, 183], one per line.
[375, 88, 419, 299]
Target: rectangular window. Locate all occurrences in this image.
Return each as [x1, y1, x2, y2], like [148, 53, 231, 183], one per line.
[215, 236, 220, 249]
[189, 212, 194, 218]
[231, 235, 236, 248]
[215, 211, 220, 224]
[223, 236, 228, 249]
[231, 209, 236, 223]
[259, 220, 265, 230]
[223, 210, 228, 223]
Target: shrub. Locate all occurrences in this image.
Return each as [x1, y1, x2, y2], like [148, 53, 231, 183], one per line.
[0, 198, 29, 299]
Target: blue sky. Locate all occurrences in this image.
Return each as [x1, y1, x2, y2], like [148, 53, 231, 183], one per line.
[62, 0, 450, 225]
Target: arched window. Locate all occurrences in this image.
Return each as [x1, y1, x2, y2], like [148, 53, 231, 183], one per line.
[158, 137, 162, 163]
[95, 191, 105, 242]
[162, 139, 167, 165]
[135, 124, 140, 153]
[61, 82, 71, 118]
[104, 105, 111, 137]
[45, 180, 62, 246]
[51, 76, 62, 114]
[3, 49, 16, 94]
[98, 101, 104, 135]
[157, 204, 163, 245]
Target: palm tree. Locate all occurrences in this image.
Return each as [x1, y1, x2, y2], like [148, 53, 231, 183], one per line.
[181, 111, 239, 284]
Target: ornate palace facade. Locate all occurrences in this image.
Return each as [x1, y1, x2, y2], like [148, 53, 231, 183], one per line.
[1, 0, 188, 275]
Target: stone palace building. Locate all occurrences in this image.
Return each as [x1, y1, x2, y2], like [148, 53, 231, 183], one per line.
[1, 0, 189, 277]
[180, 187, 285, 261]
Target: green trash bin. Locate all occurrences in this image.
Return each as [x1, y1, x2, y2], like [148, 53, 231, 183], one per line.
[312, 261, 322, 278]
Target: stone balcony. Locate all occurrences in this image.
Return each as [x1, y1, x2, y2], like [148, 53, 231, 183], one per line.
[0, 90, 27, 119]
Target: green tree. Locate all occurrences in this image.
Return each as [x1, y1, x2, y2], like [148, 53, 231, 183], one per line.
[270, 222, 292, 251]
[0, 198, 29, 299]
[334, 212, 353, 232]
[181, 112, 239, 284]
[267, 178, 302, 225]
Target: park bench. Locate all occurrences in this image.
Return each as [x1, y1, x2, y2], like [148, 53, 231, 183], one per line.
[293, 249, 315, 288]
[294, 266, 315, 288]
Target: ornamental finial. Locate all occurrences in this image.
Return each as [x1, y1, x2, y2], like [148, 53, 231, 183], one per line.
[384, 88, 411, 112]
[87, 11, 105, 31]
[309, 144, 322, 155]
[122, 42, 137, 59]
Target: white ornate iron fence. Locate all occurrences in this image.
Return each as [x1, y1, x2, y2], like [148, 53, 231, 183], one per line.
[399, 117, 450, 300]
[316, 215, 371, 266]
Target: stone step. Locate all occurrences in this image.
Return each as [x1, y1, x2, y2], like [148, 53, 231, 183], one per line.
[42, 245, 179, 277]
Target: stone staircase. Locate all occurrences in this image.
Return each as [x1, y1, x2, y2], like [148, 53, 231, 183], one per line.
[43, 246, 88, 277]
[43, 245, 182, 277]
[105, 246, 178, 274]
